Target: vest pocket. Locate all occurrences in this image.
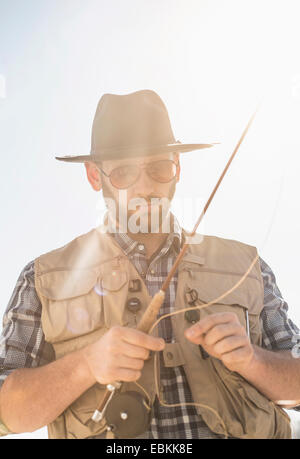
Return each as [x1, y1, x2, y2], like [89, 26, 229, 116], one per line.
[209, 359, 291, 438]
[237, 385, 271, 414]
[99, 269, 129, 328]
[39, 270, 104, 343]
[64, 385, 108, 439]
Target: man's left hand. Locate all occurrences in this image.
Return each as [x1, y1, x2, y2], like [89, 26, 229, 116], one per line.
[184, 312, 255, 373]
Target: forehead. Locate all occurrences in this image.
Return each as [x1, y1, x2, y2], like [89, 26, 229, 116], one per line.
[101, 152, 177, 171]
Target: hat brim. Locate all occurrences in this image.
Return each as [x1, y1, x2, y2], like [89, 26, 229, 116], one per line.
[55, 143, 216, 163]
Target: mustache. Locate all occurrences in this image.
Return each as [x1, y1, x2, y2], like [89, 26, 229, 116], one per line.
[133, 195, 164, 203]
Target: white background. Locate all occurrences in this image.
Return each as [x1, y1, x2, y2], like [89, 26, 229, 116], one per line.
[0, 0, 300, 439]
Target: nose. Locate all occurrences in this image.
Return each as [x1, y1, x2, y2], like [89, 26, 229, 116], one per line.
[131, 165, 157, 196]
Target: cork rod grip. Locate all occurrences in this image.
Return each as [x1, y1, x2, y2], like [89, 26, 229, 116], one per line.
[137, 290, 165, 334]
[109, 290, 165, 386]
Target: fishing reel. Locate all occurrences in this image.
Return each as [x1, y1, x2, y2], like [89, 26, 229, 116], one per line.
[92, 384, 152, 438]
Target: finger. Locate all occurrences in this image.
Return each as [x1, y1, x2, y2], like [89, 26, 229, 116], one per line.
[213, 335, 249, 355]
[185, 312, 239, 342]
[120, 328, 165, 351]
[114, 355, 145, 371]
[120, 342, 150, 360]
[204, 322, 245, 347]
[114, 368, 142, 383]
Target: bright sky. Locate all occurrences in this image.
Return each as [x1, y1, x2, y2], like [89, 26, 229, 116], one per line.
[1, 0, 300, 438]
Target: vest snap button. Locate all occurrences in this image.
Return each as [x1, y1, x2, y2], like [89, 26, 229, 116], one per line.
[185, 309, 200, 324]
[166, 352, 173, 360]
[126, 297, 142, 314]
[129, 279, 142, 293]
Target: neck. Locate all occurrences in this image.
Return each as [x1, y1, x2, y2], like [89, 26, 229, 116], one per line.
[105, 211, 174, 259]
[127, 229, 166, 240]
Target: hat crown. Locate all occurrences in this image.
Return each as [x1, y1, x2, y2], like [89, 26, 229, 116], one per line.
[55, 89, 214, 164]
[91, 90, 176, 152]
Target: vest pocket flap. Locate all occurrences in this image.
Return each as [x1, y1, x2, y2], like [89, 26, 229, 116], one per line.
[237, 385, 272, 414]
[181, 266, 263, 315]
[163, 343, 186, 367]
[38, 270, 98, 300]
[182, 253, 205, 266]
[101, 270, 128, 292]
[182, 283, 250, 332]
[184, 281, 252, 312]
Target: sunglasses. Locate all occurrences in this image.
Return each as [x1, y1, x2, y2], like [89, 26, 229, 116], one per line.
[97, 159, 178, 189]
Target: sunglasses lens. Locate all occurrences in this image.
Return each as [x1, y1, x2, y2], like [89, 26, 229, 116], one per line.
[147, 160, 177, 183]
[108, 160, 177, 189]
[110, 165, 139, 189]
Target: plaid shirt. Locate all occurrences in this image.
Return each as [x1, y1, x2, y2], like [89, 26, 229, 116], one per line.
[0, 219, 299, 438]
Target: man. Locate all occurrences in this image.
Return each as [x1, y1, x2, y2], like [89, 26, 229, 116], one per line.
[0, 90, 300, 439]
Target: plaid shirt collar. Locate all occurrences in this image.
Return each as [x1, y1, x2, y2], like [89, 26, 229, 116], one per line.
[112, 213, 182, 258]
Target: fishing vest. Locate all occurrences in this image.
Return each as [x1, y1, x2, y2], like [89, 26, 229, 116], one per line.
[34, 226, 291, 439]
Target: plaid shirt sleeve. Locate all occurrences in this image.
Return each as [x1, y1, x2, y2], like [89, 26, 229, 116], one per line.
[0, 260, 54, 435]
[0, 260, 54, 389]
[259, 257, 300, 412]
[259, 257, 300, 350]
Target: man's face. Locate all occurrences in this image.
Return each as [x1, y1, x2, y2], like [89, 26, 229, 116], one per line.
[85, 152, 180, 233]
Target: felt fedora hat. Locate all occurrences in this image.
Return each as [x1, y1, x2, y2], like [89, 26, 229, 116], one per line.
[55, 89, 214, 164]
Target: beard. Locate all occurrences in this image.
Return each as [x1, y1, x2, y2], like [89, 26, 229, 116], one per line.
[101, 179, 176, 234]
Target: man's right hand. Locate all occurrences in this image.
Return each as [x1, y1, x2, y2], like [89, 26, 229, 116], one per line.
[81, 326, 165, 385]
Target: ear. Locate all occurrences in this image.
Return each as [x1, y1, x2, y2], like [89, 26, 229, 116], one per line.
[175, 154, 181, 183]
[84, 162, 103, 192]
